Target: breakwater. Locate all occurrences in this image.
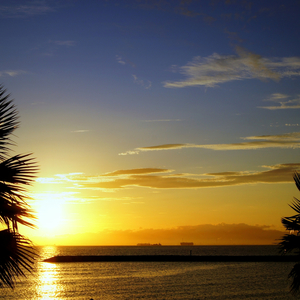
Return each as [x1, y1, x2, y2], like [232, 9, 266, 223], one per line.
[43, 255, 298, 263]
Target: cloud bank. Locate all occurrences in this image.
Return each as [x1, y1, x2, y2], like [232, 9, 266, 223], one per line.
[37, 163, 300, 190]
[163, 49, 300, 88]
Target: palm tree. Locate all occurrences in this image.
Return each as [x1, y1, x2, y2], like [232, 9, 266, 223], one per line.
[0, 86, 38, 288]
[279, 171, 300, 295]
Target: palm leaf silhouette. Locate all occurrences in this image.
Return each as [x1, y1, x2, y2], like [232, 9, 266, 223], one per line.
[294, 172, 300, 195]
[288, 263, 300, 295]
[0, 87, 18, 160]
[0, 86, 38, 288]
[279, 171, 300, 294]
[0, 229, 38, 288]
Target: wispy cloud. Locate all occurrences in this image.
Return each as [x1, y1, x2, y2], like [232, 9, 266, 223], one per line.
[116, 55, 136, 67]
[286, 124, 300, 127]
[36, 172, 84, 184]
[71, 130, 89, 133]
[132, 74, 152, 89]
[132, 0, 216, 23]
[0, 1, 54, 18]
[32, 39, 76, 57]
[259, 93, 300, 110]
[242, 132, 300, 141]
[102, 168, 171, 177]
[116, 56, 150, 88]
[119, 132, 300, 155]
[89, 196, 143, 203]
[37, 163, 300, 190]
[163, 48, 300, 88]
[51, 40, 76, 47]
[0, 70, 26, 77]
[143, 119, 182, 122]
[116, 55, 126, 65]
[119, 150, 140, 156]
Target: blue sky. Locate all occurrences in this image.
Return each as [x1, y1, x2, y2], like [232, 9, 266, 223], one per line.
[1, 0, 300, 245]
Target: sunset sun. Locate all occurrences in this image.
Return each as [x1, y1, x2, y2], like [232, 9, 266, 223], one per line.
[34, 193, 65, 234]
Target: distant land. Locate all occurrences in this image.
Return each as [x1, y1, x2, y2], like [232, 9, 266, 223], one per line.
[30, 223, 285, 246]
[44, 255, 298, 263]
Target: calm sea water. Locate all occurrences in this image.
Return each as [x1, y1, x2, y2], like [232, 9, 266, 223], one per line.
[0, 245, 296, 299]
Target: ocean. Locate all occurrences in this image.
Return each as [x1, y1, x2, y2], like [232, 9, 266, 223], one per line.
[0, 245, 296, 299]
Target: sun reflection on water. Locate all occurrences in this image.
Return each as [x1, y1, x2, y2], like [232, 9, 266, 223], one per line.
[36, 246, 63, 299]
[37, 263, 60, 298]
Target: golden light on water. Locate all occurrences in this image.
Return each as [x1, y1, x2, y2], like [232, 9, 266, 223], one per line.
[36, 246, 62, 299]
[37, 263, 61, 298]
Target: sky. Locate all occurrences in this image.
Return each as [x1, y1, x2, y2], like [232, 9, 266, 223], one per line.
[1, 0, 300, 245]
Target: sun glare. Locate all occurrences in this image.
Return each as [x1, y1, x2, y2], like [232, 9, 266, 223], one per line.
[34, 193, 65, 235]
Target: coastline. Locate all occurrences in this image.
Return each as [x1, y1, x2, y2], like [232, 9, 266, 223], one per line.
[43, 254, 298, 263]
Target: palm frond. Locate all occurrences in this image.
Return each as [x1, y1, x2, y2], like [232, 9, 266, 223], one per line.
[279, 170, 300, 295]
[288, 197, 300, 214]
[289, 262, 300, 295]
[0, 86, 19, 159]
[0, 229, 38, 288]
[0, 200, 36, 230]
[278, 233, 300, 254]
[294, 172, 300, 193]
[281, 216, 300, 232]
[0, 85, 39, 289]
[0, 154, 38, 186]
[0, 153, 38, 231]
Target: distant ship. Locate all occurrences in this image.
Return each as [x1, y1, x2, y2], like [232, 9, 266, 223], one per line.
[137, 243, 162, 246]
[180, 242, 194, 246]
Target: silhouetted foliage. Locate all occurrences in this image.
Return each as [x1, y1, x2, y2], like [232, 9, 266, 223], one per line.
[0, 86, 38, 288]
[279, 172, 300, 295]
